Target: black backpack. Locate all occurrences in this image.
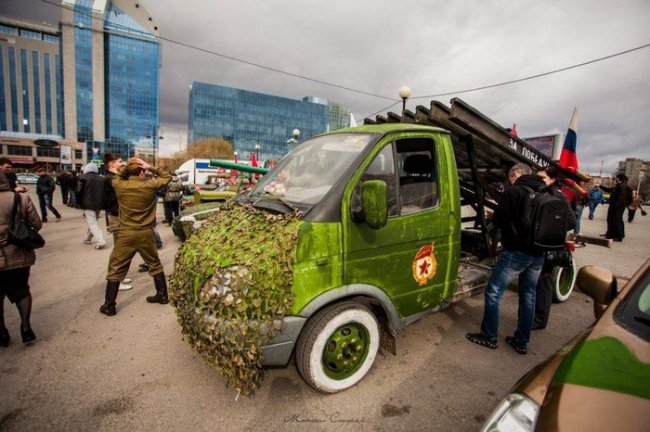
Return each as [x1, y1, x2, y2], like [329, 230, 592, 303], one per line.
[519, 186, 568, 251]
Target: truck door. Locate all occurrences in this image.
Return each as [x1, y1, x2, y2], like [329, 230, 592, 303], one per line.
[343, 134, 460, 318]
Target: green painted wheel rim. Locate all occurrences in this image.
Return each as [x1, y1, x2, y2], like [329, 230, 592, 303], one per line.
[558, 264, 575, 297]
[321, 322, 371, 380]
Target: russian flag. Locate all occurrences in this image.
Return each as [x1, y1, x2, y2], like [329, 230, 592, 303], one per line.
[559, 108, 579, 170]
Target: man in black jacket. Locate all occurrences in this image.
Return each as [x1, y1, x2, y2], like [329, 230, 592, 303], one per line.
[35, 168, 61, 223]
[467, 163, 547, 354]
[532, 166, 576, 330]
[78, 163, 105, 249]
[601, 173, 634, 242]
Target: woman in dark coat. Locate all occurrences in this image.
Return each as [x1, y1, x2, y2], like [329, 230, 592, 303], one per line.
[0, 170, 42, 346]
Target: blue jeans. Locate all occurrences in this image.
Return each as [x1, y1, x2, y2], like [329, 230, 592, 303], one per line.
[575, 204, 584, 234]
[588, 201, 598, 219]
[480, 249, 544, 348]
[37, 193, 61, 221]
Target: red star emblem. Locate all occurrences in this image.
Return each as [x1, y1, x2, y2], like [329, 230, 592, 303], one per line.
[419, 260, 430, 276]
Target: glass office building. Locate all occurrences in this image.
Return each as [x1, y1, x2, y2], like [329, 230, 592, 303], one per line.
[188, 82, 351, 160]
[61, 0, 161, 161]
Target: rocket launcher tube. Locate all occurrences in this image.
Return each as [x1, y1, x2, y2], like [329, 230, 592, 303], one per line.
[209, 159, 270, 175]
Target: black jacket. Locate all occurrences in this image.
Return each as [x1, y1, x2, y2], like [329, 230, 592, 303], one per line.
[78, 172, 105, 211]
[493, 174, 547, 255]
[36, 174, 54, 196]
[602, 182, 633, 209]
[103, 171, 119, 216]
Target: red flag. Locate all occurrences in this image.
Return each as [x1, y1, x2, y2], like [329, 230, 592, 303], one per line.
[511, 123, 518, 138]
[559, 108, 579, 170]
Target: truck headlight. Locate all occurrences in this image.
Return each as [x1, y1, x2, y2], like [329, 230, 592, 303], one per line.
[480, 393, 539, 432]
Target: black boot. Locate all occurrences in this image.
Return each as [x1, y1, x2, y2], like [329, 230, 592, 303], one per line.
[100, 281, 120, 316]
[146, 273, 168, 304]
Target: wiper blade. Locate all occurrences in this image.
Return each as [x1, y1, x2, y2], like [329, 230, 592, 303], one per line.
[251, 196, 302, 217]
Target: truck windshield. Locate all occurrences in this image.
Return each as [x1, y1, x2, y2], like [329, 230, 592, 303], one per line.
[250, 133, 373, 206]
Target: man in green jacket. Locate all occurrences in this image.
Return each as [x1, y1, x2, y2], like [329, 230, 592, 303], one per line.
[100, 157, 171, 316]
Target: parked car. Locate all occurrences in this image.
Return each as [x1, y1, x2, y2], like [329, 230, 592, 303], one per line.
[481, 258, 650, 432]
[16, 173, 39, 184]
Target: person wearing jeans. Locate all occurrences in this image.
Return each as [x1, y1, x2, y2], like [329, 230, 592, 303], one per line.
[466, 163, 547, 354]
[35, 169, 61, 223]
[78, 163, 105, 249]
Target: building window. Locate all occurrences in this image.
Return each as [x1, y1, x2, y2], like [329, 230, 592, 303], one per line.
[8, 47, 19, 132]
[44, 53, 53, 134]
[33, 51, 41, 134]
[0, 24, 19, 36]
[21, 49, 30, 133]
[74, 150, 83, 159]
[36, 147, 60, 158]
[43, 34, 59, 44]
[7, 145, 32, 156]
[19, 29, 42, 41]
[0, 49, 5, 131]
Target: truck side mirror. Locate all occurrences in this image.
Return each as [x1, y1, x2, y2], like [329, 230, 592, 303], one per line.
[576, 265, 618, 319]
[361, 180, 388, 230]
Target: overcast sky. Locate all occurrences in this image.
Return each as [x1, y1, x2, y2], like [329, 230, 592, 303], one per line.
[3, 0, 649, 175]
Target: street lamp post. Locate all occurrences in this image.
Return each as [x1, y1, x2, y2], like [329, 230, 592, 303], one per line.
[399, 86, 412, 114]
[255, 143, 260, 160]
[148, 125, 163, 166]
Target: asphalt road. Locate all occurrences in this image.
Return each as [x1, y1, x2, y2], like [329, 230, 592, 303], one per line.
[1, 191, 648, 431]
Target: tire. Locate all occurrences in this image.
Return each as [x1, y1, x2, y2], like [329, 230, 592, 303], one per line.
[295, 301, 380, 393]
[553, 257, 577, 303]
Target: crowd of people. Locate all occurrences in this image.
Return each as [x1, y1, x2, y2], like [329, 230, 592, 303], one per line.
[0, 155, 183, 346]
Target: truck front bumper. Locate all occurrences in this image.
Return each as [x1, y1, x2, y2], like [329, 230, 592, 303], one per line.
[261, 316, 307, 366]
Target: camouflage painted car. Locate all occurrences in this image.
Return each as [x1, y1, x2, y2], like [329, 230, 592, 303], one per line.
[481, 259, 650, 431]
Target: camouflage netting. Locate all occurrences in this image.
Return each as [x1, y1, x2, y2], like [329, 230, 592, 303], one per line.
[170, 201, 301, 396]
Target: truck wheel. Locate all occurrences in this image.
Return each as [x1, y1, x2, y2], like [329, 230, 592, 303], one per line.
[553, 257, 577, 303]
[295, 301, 380, 393]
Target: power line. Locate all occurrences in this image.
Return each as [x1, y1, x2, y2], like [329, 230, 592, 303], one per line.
[38, 0, 397, 102]
[39, 0, 649, 117]
[411, 43, 650, 99]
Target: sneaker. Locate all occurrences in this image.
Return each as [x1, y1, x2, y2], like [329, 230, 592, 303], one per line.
[118, 283, 133, 291]
[55, 217, 62, 223]
[84, 239, 92, 245]
[505, 336, 527, 355]
[466, 332, 498, 349]
[138, 264, 149, 273]
[95, 243, 106, 250]
[123, 278, 133, 284]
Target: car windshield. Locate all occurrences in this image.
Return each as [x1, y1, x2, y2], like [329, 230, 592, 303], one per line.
[616, 266, 650, 341]
[249, 133, 374, 206]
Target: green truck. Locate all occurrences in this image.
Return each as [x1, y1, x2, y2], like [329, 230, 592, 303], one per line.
[171, 98, 578, 394]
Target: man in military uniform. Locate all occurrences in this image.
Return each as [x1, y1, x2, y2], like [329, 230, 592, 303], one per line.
[100, 157, 171, 316]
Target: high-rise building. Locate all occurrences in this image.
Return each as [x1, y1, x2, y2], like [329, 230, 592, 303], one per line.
[0, 16, 83, 169]
[60, 0, 161, 162]
[188, 82, 351, 160]
[0, 1, 161, 170]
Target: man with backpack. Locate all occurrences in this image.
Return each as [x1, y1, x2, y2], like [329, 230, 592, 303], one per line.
[466, 162, 551, 355]
[532, 166, 576, 330]
[162, 172, 183, 226]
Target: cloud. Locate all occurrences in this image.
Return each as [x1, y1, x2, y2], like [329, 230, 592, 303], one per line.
[4, 0, 650, 173]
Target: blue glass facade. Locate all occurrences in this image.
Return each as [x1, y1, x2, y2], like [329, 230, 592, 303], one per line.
[55, 54, 64, 136]
[44, 53, 52, 134]
[103, 2, 159, 159]
[8, 47, 18, 132]
[20, 49, 30, 133]
[32, 51, 41, 134]
[74, 1, 94, 143]
[188, 83, 350, 160]
[0, 49, 4, 132]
